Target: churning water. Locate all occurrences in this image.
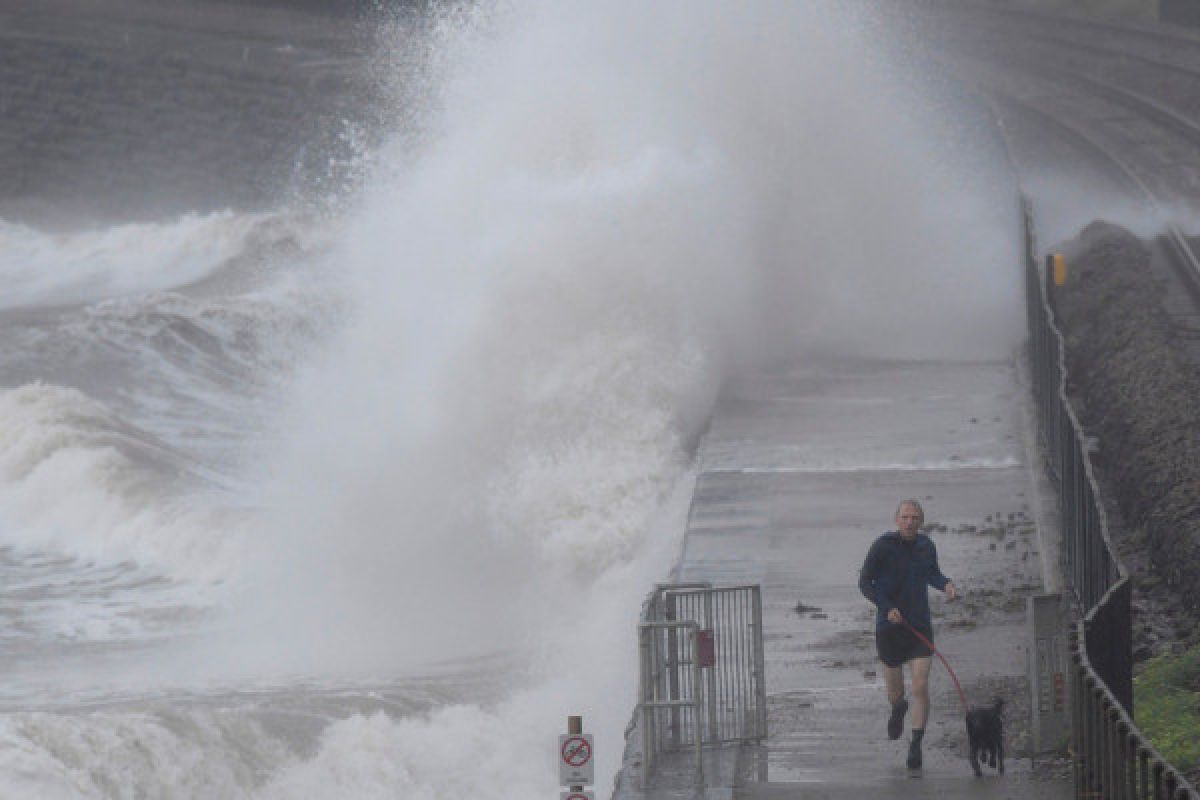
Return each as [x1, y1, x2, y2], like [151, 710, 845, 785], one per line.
[0, 1, 1022, 796]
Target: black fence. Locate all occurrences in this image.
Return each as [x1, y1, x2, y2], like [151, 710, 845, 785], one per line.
[1022, 196, 1197, 799]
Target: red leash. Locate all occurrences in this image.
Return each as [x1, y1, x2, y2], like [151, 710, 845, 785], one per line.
[900, 620, 968, 713]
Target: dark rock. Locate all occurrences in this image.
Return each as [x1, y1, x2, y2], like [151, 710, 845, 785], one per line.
[1056, 222, 1200, 654]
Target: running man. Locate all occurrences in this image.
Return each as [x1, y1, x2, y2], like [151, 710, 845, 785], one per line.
[858, 499, 958, 769]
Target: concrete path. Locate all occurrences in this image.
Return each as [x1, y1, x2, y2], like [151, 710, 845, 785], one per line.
[619, 357, 1072, 799]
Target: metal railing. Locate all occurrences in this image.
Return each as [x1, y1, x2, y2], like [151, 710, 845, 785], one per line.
[637, 582, 767, 788]
[1071, 628, 1198, 799]
[1023, 200, 1125, 627]
[1022, 195, 1198, 799]
[639, 617, 704, 787]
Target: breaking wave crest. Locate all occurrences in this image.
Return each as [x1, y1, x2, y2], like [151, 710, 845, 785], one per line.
[0, 212, 274, 310]
[0, 384, 245, 581]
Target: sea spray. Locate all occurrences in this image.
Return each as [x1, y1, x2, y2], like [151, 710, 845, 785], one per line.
[238, 0, 1022, 796]
[0, 0, 1030, 796]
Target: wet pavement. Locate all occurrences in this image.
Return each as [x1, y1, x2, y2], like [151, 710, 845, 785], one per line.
[616, 358, 1072, 800]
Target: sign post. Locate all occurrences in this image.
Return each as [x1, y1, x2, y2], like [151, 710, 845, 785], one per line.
[559, 715, 594, 800]
[1028, 593, 1069, 753]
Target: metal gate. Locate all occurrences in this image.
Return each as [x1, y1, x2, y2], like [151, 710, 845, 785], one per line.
[637, 582, 766, 787]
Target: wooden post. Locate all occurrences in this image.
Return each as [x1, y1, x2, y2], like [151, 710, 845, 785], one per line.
[568, 716, 583, 793]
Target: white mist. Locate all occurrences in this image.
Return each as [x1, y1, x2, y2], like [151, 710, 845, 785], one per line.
[232, 1, 1023, 796]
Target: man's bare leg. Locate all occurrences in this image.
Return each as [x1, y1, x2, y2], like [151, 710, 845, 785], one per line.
[883, 664, 908, 739]
[910, 657, 932, 729]
[883, 664, 905, 706]
[907, 656, 933, 768]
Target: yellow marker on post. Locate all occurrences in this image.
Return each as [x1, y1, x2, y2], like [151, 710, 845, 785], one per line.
[1052, 253, 1067, 287]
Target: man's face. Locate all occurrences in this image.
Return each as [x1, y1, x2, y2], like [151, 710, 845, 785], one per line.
[895, 504, 923, 541]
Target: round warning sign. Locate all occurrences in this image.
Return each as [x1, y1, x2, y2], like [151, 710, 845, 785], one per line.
[561, 735, 591, 767]
[558, 733, 594, 785]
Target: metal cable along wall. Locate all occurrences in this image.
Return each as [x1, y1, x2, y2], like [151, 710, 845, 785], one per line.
[1022, 195, 1198, 799]
[637, 582, 767, 789]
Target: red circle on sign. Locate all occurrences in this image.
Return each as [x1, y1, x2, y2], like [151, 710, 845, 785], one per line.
[561, 735, 591, 767]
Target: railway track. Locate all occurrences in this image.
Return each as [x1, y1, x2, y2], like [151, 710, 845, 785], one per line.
[987, 83, 1200, 351]
[927, 0, 1200, 71]
[909, 4, 1200, 350]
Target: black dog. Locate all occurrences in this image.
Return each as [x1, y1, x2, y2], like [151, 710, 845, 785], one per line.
[965, 698, 1005, 777]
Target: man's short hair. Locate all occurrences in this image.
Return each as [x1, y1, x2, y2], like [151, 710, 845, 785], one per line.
[895, 499, 925, 521]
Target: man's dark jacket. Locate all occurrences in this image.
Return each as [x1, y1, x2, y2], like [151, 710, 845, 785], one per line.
[858, 531, 950, 633]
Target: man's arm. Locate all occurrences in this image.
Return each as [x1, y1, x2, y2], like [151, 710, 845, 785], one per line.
[926, 539, 958, 600]
[858, 539, 895, 615]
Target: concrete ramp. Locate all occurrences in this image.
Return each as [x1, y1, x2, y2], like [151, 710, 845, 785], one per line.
[736, 770, 1069, 799]
[629, 358, 1072, 799]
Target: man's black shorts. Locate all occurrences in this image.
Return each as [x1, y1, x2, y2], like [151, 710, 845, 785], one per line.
[875, 624, 934, 667]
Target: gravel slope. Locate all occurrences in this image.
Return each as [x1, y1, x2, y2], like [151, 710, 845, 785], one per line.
[1054, 221, 1200, 656]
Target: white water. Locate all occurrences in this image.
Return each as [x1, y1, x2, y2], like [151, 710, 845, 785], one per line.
[0, 213, 272, 310]
[0, 1, 1022, 797]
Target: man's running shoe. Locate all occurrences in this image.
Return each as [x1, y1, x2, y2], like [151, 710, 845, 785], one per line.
[906, 738, 923, 769]
[887, 698, 908, 740]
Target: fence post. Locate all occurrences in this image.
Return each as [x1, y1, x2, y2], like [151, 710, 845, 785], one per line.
[1110, 581, 1134, 715]
[690, 627, 705, 791]
[666, 593, 681, 748]
[702, 591, 718, 743]
[752, 587, 768, 739]
[1069, 636, 1084, 797]
[639, 624, 654, 786]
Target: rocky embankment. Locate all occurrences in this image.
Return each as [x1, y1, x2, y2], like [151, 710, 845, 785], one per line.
[0, 0, 397, 227]
[1054, 222, 1200, 656]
